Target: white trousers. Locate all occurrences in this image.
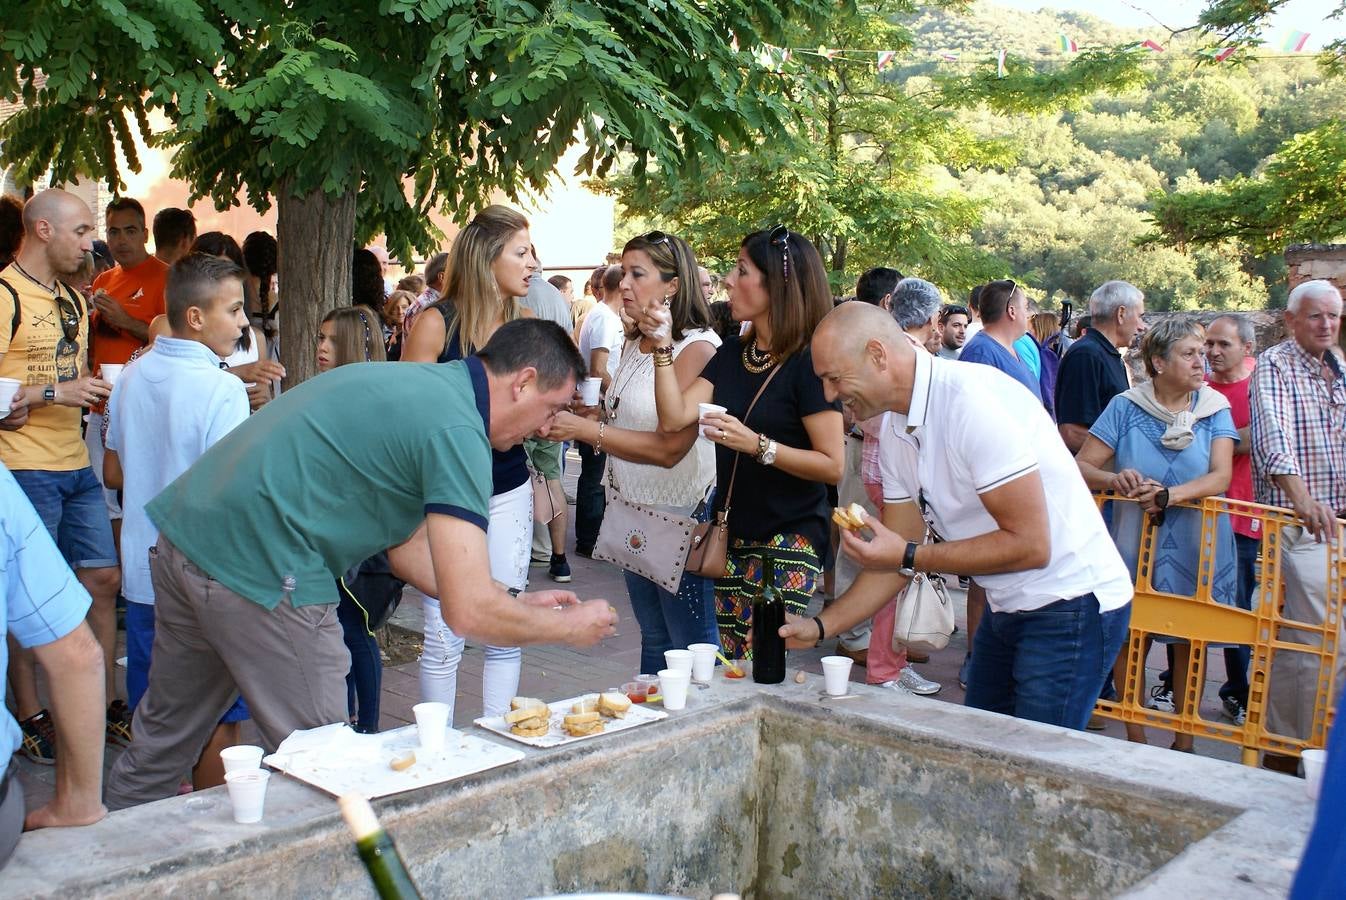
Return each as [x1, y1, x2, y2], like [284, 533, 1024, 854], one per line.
[419, 482, 531, 723]
[1266, 526, 1345, 740]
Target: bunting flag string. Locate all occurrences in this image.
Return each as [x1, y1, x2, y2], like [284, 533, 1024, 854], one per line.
[747, 35, 1323, 75]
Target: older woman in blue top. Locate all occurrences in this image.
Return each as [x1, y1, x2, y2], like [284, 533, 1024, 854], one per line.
[1075, 316, 1238, 752]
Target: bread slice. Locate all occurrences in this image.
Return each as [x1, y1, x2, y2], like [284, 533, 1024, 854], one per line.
[563, 718, 605, 737]
[570, 697, 599, 714]
[563, 710, 600, 727]
[598, 691, 631, 718]
[510, 696, 545, 711]
[832, 503, 868, 531]
[505, 703, 549, 725]
[510, 721, 551, 737]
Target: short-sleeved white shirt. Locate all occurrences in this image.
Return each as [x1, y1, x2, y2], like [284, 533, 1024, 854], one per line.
[878, 351, 1132, 614]
[577, 302, 624, 382]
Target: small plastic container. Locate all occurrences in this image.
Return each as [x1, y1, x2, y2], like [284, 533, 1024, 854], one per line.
[635, 674, 660, 695]
[622, 681, 648, 703]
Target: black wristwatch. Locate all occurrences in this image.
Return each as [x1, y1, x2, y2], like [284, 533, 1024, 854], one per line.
[898, 541, 918, 578]
[43, 384, 55, 405]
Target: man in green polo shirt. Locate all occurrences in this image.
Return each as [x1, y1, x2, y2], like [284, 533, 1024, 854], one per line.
[106, 319, 614, 809]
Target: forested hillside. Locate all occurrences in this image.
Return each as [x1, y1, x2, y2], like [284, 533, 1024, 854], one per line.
[905, 2, 1346, 309]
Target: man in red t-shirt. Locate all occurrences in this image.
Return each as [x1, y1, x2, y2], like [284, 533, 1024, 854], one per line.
[1205, 314, 1259, 726]
[87, 198, 168, 529]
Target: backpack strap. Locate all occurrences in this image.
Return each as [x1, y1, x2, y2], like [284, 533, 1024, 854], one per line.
[0, 279, 19, 344]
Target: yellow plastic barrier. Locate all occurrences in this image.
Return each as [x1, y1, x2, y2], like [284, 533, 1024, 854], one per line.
[1091, 493, 1343, 766]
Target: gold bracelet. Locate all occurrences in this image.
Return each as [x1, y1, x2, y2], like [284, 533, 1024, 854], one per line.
[595, 420, 606, 454]
[653, 355, 673, 368]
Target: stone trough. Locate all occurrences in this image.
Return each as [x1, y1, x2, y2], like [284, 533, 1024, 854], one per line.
[4, 675, 1313, 898]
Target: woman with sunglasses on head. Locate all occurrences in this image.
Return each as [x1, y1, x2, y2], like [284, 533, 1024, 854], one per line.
[638, 227, 844, 660]
[401, 204, 538, 725]
[545, 231, 721, 674]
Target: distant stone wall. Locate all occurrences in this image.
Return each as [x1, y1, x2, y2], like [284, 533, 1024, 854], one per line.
[1286, 243, 1346, 296]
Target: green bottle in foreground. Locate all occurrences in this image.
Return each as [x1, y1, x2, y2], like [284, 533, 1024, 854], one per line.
[339, 793, 425, 900]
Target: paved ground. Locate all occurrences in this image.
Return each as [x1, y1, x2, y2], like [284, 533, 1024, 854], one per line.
[13, 450, 1247, 812]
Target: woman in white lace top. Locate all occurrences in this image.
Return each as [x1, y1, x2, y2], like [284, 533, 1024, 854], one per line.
[546, 231, 720, 674]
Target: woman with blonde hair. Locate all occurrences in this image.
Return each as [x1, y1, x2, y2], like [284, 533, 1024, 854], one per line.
[402, 205, 538, 723]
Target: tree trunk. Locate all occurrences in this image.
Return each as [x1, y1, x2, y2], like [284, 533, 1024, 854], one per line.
[276, 181, 356, 388]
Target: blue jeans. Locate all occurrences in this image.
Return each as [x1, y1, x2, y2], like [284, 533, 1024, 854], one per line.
[1220, 533, 1260, 703]
[337, 590, 382, 733]
[124, 600, 249, 723]
[625, 570, 718, 676]
[11, 466, 117, 568]
[575, 441, 606, 553]
[966, 593, 1131, 731]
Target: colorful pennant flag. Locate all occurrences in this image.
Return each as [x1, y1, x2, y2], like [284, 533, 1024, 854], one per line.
[941, 52, 959, 62]
[1058, 33, 1078, 53]
[1215, 46, 1237, 62]
[1282, 30, 1311, 52]
[996, 48, 1007, 77]
[876, 50, 897, 73]
[1142, 39, 1165, 52]
[819, 46, 839, 60]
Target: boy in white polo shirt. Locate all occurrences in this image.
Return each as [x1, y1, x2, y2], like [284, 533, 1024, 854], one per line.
[103, 253, 252, 788]
[798, 302, 1133, 731]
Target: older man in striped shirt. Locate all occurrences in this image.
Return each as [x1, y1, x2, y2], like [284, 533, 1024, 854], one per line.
[1250, 278, 1345, 772]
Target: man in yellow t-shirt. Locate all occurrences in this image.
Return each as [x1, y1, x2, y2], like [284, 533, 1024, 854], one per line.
[0, 189, 122, 762]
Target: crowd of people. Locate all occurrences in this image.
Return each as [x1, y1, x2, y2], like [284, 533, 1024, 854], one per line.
[0, 187, 1342, 877]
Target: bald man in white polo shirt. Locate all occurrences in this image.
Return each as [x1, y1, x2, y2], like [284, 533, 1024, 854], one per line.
[796, 303, 1133, 730]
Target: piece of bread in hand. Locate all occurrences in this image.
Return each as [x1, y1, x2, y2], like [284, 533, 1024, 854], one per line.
[831, 502, 868, 531]
[598, 691, 632, 718]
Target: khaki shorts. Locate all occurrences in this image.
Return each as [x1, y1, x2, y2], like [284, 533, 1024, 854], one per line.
[524, 437, 564, 481]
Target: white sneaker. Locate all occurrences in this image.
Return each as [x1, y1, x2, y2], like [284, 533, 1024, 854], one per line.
[895, 666, 941, 696]
[875, 679, 912, 694]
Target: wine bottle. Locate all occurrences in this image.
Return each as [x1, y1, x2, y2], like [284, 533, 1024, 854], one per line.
[339, 793, 425, 900]
[751, 553, 787, 684]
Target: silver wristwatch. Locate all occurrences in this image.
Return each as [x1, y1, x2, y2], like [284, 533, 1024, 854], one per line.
[758, 439, 777, 466]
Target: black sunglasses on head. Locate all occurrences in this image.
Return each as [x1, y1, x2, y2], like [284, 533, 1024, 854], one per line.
[640, 230, 675, 251]
[768, 224, 791, 283]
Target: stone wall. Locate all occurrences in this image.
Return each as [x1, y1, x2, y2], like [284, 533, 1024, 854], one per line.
[1286, 243, 1346, 296]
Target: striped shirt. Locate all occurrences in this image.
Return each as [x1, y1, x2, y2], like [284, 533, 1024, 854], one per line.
[1249, 340, 1346, 513]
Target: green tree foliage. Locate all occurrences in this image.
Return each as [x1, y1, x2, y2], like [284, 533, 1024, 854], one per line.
[908, 2, 1346, 310]
[1141, 0, 1346, 263]
[603, 1, 1049, 294]
[0, 0, 840, 380]
[1146, 122, 1346, 255]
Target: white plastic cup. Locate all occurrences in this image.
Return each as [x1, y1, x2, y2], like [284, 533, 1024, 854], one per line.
[659, 668, 692, 711]
[579, 377, 602, 407]
[219, 744, 265, 775]
[0, 377, 20, 417]
[688, 643, 717, 682]
[821, 656, 854, 697]
[100, 363, 125, 385]
[413, 701, 450, 752]
[664, 648, 694, 674]
[224, 769, 271, 824]
[698, 403, 727, 439]
[1302, 749, 1327, 801]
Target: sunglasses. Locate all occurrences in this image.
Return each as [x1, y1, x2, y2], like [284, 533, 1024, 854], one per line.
[56, 292, 79, 344]
[640, 230, 675, 252]
[768, 224, 791, 283]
